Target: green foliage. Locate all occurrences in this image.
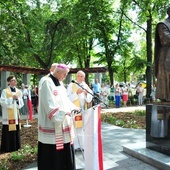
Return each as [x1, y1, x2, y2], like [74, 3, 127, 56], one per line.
[130, 54, 147, 74]
[1, 0, 170, 86]
[108, 116, 116, 124]
[10, 152, 24, 161]
[133, 110, 146, 116]
[102, 110, 146, 129]
[0, 159, 9, 170]
[127, 120, 138, 129]
[0, 144, 38, 169]
[115, 119, 125, 126]
[10, 144, 38, 162]
[101, 114, 116, 124]
[0, 0, 73, 68]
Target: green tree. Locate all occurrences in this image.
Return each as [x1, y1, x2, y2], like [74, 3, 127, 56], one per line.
[120, 0, 170, 97]
[0, 0, 73, 69]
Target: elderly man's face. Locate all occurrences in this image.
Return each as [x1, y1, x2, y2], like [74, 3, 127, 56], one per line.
[76, 73, 85, 83]
[56, 70, 68, 81]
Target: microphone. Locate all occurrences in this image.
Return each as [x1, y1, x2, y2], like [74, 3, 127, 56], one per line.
[71, 80, 82, 87]
[71, 80, 76, 83]
[71, 109, 82, 115]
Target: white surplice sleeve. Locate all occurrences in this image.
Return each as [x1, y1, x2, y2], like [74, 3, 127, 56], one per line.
[84, 83, 93, 103]
[0, 89, 13, 108]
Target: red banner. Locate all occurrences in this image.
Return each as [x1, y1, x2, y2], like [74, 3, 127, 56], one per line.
[27, 90, 33, 121]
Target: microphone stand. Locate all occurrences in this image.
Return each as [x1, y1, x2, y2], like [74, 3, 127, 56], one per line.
[72, 80, 109, 108]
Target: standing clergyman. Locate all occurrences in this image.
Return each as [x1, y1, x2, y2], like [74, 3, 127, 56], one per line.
[38, 64, 79, 170]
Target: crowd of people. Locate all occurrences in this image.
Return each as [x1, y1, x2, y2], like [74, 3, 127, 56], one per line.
[89, 81, 157, 107]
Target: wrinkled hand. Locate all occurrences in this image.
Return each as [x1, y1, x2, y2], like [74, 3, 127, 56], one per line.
[71, 109, 81, 116]
[13, 94, 18, 100]
[65, 112, 72, 117]
[76, 88, 84, 94]
[83, 91, 87, 95]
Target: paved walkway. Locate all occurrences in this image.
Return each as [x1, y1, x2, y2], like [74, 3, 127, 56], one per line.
[19, 105, 158, 170]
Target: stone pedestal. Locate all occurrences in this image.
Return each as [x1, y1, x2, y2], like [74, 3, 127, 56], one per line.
[146, 103, 170, 156]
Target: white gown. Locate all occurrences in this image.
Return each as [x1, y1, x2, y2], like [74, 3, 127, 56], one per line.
[67, 82, 93, 150]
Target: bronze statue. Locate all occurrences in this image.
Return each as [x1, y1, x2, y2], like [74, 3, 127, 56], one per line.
[154, 7, 170, 102]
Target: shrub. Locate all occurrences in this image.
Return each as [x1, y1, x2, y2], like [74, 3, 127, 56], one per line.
[102, 111, 146, 129]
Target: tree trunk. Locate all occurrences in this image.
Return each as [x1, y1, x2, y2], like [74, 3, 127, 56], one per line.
[146, 17, 152, 98]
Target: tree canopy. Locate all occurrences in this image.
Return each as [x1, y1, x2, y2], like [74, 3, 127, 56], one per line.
[0, 0, 169, 90]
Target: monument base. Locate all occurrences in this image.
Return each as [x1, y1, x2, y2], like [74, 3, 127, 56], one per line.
[146, 104, 170, 156]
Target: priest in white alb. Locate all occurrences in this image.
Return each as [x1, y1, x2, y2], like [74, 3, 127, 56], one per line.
[38, 64, 80, 170]
[0, 75, 24, 153]
[67, 70, 93, 151]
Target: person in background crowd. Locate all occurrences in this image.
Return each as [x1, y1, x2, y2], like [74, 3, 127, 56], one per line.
[121, 84, 128, 107]
[108, 84, 115, 105]
[88, 82, 93, 91]
[92, 78, 101, 105]
[0, 75, 24, 153]
[100, 83, 109, 106]
[127, 83, 132, 97]
[30, 85, 36, 112]
[34, 85, 38, 113]
[154, 6, 170, 102]
[92, 78, 101, 94]
[67, 70, 93, 151]
[38, 64, 79, 170]
[115, 83, 121, 108]
[151, 83, 157, 102]
[20, 83, 29, 115]
[136, 83, 144, 105]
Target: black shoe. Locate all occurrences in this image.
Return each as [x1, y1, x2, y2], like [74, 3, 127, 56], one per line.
[75, 148, 84, 152]
[75, 148, 81, 152]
